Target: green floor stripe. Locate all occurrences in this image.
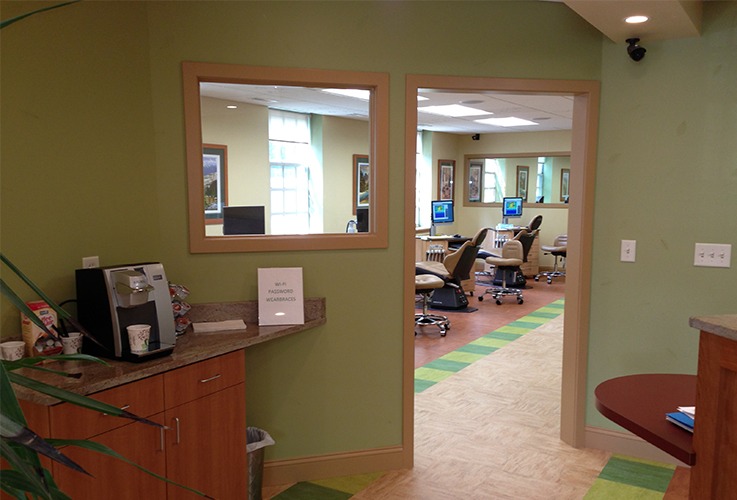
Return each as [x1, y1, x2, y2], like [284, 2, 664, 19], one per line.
[495, 325, 531, 335]
[456, 343, 498, 355]
[527, 310, 562, 319]
[311, 472, 385, 494]
[274, 481, 352, 499]
[485, 331, 522, 341]
[506, 320, 543, 329]
[414, 366, 455, 382]
[584, 479, 665, 500]
[414, 378, 435, 393]
[423, 358, 469, 372]
[440, 350, 486, 363]
[597, 456, 674, 492]
[471, 336, 513, 348]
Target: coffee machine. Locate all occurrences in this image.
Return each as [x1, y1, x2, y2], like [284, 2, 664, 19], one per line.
[76, 262, 176, 361]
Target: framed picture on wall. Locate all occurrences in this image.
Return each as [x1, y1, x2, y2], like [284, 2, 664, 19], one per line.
[560, 168, 570, 202]
[516, 165, 529, 201]
[353, 154, 370, 211]
[468, 163, 481, 202]
[203, 144, 228, 224]
[438, 160, 455, 201]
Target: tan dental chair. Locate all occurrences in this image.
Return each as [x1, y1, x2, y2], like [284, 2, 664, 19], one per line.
[479, 239, 525, 305]
[534, 234, 567, 284]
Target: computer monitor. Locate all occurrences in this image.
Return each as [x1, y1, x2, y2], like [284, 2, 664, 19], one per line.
[501, 197, 523, 224]
[223, 206, 266, 235]
[356, 207, 369, 233]
[431, 200, 454, 225]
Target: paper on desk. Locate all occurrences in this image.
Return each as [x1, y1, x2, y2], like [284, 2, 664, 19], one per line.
[192, 319, 247, 334]
[677, 406, 696, 419]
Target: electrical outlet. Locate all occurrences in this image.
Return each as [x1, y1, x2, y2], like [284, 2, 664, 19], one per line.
[694, 243, 732, 268]
[82, 256, 100, 269]
[620, 240, 636, 262]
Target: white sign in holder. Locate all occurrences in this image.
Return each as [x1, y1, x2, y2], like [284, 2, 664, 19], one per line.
[257, 267, 305, 326]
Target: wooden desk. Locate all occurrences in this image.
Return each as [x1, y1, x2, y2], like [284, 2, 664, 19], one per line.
[595, 373, 696, 465]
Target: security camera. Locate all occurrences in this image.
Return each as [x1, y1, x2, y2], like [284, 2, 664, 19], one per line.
[471, 134, 480, 141]
[626, 38, 646, 62]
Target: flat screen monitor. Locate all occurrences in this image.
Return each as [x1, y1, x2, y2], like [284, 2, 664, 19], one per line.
[223, 206, 266, 235]
[431, 200, 454, 224]
[502, 197, 523, 223]
[356, 207, 369, 233]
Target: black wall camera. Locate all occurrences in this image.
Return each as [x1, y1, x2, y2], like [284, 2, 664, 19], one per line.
[626, 38, 646, 62]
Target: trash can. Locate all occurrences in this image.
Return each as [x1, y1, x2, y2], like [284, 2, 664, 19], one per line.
[246, 427, 275, 500]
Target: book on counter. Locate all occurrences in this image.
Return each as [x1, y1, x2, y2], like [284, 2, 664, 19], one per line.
[666, 406, 695, 433]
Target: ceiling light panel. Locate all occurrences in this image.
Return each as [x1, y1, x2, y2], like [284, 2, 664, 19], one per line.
[419, 104, 490, 118]
[475, 117, 539, 127]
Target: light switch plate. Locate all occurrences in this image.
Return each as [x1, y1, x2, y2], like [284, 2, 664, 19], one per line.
[82, 256, 100, 269]
[620, 240, 636, 262]
[694, 243, 731, 268]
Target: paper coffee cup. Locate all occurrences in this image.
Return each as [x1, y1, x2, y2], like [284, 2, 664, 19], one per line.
[61, 332, 83, 355]
[126, 324, 151, 353]
[1, 341, 26, 361]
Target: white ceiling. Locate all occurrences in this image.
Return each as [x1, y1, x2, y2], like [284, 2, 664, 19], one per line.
[562, 0, 703, 43]
[201, 1, 703, 137]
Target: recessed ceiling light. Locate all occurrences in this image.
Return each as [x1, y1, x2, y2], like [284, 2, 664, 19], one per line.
[420, 104, 489, 118]
[625, 15, 649, 24]
[475, 117, 538, 127]
[226, 105, 238, 109]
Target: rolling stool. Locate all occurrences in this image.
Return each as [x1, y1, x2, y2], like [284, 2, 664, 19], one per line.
[479, 239, 524, 305]
[415, 274, 450, 336]
[535, 234, 567, 284]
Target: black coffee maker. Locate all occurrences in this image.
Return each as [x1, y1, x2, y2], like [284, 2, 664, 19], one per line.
[76, 262, 176, 361]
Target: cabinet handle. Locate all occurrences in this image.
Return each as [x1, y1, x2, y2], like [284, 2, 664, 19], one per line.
[199, 374, 222, 383]
[173, 417, 181, 444]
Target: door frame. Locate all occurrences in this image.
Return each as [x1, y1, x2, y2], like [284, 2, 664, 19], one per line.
[402, 74, 600, 466]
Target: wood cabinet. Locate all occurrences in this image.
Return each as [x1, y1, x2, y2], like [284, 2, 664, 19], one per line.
[36, 350, 246, 499]
[689, 330, 737, 499]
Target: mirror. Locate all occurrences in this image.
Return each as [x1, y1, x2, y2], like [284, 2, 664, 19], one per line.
[464, 153, 570, 206]
[183, 62, 389, 253]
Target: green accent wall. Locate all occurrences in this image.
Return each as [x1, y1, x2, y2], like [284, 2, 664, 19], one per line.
[2, 0, 734, 462]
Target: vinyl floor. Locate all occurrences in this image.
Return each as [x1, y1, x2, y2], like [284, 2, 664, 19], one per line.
[265, 277, 690, 499]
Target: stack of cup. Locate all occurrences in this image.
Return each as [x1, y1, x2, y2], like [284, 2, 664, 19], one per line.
[1, 341, 25, 361]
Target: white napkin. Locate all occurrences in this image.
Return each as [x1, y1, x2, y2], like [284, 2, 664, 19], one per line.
[192, 319, 247, 333]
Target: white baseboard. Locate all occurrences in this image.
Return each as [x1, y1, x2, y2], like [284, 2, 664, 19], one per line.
[263, 445, 408, 486]
[585, 426, 688, 467]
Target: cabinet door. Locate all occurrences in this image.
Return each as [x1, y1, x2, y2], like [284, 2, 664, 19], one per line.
[52, 413, 167, 499]
[165, 384, 247, 500]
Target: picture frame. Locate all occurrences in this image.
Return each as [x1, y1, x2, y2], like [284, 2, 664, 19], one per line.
[468, 163, 482, 202]
[438, 160, 455, 201]
[353, 154, 370, 211]
[560, 168, 570, 202]
[516, 165, 529, 201]
[202, 144, 228, 224]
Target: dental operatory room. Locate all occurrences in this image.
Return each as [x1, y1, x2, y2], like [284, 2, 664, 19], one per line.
[1, 1, 735, 499]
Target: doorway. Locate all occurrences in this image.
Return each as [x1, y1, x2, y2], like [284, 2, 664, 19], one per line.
[402, 74, 600, 467]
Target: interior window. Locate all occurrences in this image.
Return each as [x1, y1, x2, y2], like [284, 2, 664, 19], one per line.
[415, 131, 431, 228]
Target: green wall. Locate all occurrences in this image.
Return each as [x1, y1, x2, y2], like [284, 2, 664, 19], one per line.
[587, 2, 737, 429]
[6, 0, 732, 465]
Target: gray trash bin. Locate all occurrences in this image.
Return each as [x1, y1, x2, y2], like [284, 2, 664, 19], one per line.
[246, 427, 275, 500]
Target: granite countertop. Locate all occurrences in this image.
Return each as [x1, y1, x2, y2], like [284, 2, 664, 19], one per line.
[690, 314, 737, 342]
[13, 297, 326, 405]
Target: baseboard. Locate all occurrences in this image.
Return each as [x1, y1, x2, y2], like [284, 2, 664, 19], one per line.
[263, 445, 407, 486]
[585, 426, 688, 467]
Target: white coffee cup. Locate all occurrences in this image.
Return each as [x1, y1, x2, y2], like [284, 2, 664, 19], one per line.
[1, 341, 26, 361]
[126, 324, 151, 353]
[61, 332, 84, 355]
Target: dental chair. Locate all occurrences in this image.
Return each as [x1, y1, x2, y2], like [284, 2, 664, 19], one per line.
[416, 228, 487, 310]
[479, 239, 525, 305]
